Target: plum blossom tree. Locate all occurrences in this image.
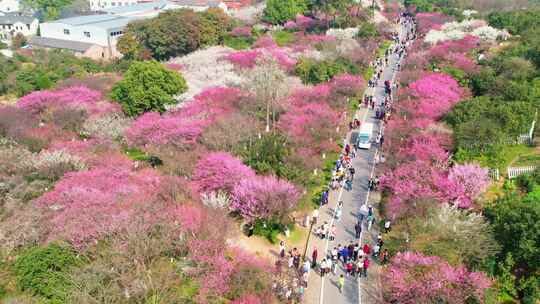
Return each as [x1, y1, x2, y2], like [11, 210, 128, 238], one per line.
[36, 166, 182, 248]
[231, 175, 299, 223]
[17, 86, 119, 117]
[278, 102, 341, 154]
[383, 251, 491, 304]
[446, 163, 490, 208]
[125, 87, 244, 147]
[192, 152, 256, 194]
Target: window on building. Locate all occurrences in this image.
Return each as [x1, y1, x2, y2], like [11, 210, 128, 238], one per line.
[26, 24, 30, 30]
[111, 2, 116, 5]
[84, 31, 91, 37]
[64, 29, 70, 35]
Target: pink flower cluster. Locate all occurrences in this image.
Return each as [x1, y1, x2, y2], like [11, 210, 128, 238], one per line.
[125, 87, 244, 146]
[278, 102, 340, 153]
[383, 252, 491, 304]
[231, 26, 253, 38]
[17, 86, 120, 116]
[330, 73, 366, 97]
[192, 152, 256, 194]
[36, 165, 180, 247]
[283, 14, 316, 31]
[231, 175, 300, 221]
[403, 73, 464, 120]
[224, 46, 297, 71]
[415, 12, 453, 35]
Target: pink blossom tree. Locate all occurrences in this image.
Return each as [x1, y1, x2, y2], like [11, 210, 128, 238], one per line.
[36, 166, 182, 248]
[383, 252, 491, 304]
[231, 175, 299, 223]
[278, 102, 340, 153]
[192, 152, 256, 194]
[330, 73, 365, 97]
[17, 86, 120, 116]
[445, 163, 490, 208]
[125, 87, 244, 147]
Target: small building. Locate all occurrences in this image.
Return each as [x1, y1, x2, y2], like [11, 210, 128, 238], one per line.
[0, 12, 38, 42]
[30, 14, 134, 60]
[0, 0, 20, 13]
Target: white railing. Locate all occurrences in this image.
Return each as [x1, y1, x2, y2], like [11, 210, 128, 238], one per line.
[488, 168, 500, 181]
[507, 166, 538, 179]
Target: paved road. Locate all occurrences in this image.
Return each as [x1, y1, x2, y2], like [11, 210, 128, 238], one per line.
[316, 23, 409, 304]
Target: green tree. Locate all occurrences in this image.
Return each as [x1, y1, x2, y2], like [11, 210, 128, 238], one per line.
[111, 61, 187, 116]
[295, 57, 359, 84]
[485, 191, 540, 303]
[356, 21, 379, 38]
[118, 9, 229, 60]
[21, 0, 73, 20]
[13, 243, 83, 302]
[263, 0, 308, 25]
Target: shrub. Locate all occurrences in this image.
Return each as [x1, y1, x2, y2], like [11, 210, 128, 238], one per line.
[13, 243, 82, 302]
[111, 61, 187, 116]
[295, 57, 359, 84]
[263, 0, 308, 25]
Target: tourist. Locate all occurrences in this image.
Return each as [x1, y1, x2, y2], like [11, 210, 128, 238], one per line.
[312, 248, 318, 268]
[338, 274, 345, 293]
[279, 241, 285, 259]
[354, 221, 362, 239]
[384, 220, 391, 233]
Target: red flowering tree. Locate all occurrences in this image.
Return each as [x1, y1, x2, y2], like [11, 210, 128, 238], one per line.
[192, 152, 256, 194]
[231, 175, 299, 223]
[278, 102, 341, 153]
[383, 252, 491, 304]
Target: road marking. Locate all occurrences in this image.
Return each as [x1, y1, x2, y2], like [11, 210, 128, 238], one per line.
[319, 185, 344, 304]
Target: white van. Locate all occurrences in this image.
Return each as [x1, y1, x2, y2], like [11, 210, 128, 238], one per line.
[357, 122, 374, 149]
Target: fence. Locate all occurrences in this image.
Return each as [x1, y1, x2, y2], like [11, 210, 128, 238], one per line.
[488, 168, 500, 181]
[507, 166, 538, 179]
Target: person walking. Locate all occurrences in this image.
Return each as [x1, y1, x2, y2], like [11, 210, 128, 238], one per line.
[354, 221, 362, 239]
[356, 258, 364, 278]
[384, 219, 391, 233]
[367, 213, 375, 231]
[279, 241, 285, 259]
[363, 257, 370, 278]
[311, 248, 318, 268]
[338, 274, 345, 293]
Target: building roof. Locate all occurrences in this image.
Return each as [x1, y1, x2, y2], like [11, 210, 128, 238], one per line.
[102, 0, 168, 15]
[47, 14, 135, 30]
[29, 36, 96, 52]
[0, 13, 37, 25]
[168, 0, 222, 6]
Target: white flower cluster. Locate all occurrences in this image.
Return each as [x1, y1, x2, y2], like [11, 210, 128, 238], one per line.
[168, 46, 244, 103]
[462, 9, 478, 18]
[201, 191, 231, 209]
[472, 26, 507, 41]
[425, 19, 507, 44]
[35, 150, 86, 171]
[82, 113, 131, 142]
[326, 27, 360, 40]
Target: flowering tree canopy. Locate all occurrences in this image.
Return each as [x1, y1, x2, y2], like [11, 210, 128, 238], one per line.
[446, 163, 490, 208]
[192, 152, 256, 194]
[36, 166, 181, 248]
[383, 252, 491, 304]
[17, 86, 119, 116]
[231, 175, 299, 222]
[125, 87, 244, 147]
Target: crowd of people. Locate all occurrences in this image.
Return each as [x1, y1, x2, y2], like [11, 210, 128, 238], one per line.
[272, 11, 417, 302]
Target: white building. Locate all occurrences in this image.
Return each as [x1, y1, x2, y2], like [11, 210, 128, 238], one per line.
[30, 14, 134, 59]
[30, 0, 228, 60]
[0, 12, 38, 42]
[0, 0, 20, 13]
